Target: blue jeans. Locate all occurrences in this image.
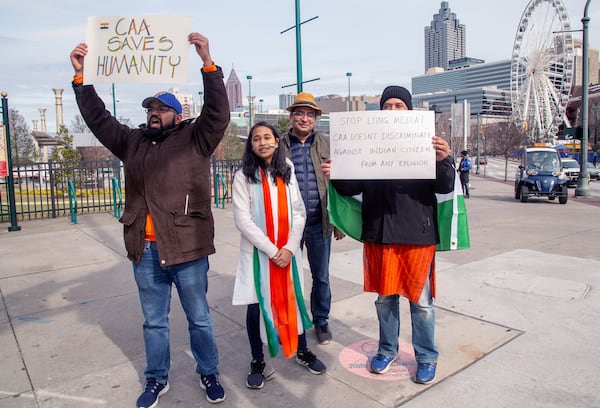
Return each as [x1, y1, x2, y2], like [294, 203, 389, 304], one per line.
[301, 222, 332, 327]
[133, 241, 219, 382]
[374, 270, 438, 363]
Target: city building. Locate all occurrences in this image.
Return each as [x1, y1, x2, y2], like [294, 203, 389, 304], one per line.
[412, 59, 513, 115]
[425, 1, 466, 71]
[572, 39, 600, 87]
[279, 93, 296, 110]
[225, 67, 243, 111]
[168, 88, 195, 120]
[315, 94, 381, 114]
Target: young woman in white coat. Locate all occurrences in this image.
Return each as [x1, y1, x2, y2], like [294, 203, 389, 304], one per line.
[232, 121, 327, 390]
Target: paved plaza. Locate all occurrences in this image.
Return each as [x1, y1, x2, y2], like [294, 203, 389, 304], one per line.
[1, 174, 599, 407]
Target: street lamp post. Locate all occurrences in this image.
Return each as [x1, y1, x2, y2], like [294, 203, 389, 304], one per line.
[575, 0, 592, 197]
[346, 72, 352, 111]
[476, 113, 481, 174]
[111, 83, 117, 117]
[246, 75, 253, 129]
[1, 91, 21, 232]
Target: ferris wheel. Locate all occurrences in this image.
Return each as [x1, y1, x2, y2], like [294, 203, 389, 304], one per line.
[510, 0, 574, 142]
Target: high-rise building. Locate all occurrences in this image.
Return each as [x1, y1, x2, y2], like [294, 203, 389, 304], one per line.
[279, 93, 296, 110]
[425, 1, 466, 72]
[225, 67, 243, 111]
[169, 88, 194, 119]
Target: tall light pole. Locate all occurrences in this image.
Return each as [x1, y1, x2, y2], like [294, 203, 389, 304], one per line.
[246, 75, 253, 129]
[575, 0, 592, 197]
[1, 91, 21, 232]
[346, 72, 352, 111]
[280, 2, 319, 92]
[476, 113, 482, 175]
[111, 83, 117, 117]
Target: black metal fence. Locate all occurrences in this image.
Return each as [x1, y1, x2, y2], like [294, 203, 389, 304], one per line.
[0, 157, 242, 223]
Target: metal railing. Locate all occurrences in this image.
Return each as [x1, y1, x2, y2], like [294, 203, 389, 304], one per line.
[0, 157, 242, 223]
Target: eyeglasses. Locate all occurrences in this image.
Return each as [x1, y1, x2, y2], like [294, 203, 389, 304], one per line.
[145, 106, 175, 114]
[291, 110, 316, 119]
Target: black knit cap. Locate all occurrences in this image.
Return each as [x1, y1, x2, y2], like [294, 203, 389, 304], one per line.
[379, 86, 413, 110]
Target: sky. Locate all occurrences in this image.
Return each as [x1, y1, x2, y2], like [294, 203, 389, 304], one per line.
[1, 0, 599, 133]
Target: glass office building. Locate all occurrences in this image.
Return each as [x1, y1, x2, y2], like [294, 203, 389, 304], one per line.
[412, 59, 513, 116]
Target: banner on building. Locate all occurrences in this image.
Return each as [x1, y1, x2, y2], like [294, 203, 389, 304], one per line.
[84, 15, 193, 85]
[0, 125, 8, 177]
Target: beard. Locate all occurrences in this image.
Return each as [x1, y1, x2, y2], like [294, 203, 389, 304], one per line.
[143, 116, 177, 141]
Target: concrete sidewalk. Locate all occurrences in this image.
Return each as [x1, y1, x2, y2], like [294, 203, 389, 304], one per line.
[1, 175, 599, 407]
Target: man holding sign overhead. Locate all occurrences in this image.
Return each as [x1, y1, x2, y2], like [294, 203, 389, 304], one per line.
[322, 86, 454, 385]
[70, 31, 229, 407]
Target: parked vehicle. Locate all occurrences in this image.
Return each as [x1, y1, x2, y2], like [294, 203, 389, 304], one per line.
[478, 156, 488, 165]
[514, 147, 568, 204]
[585, 162, 600, 180]
[561, 158, 579, 186]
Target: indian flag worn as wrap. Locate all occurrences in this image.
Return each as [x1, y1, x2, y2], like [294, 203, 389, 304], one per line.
[327, 180, 470, 251]
[253, 169, 312, 358]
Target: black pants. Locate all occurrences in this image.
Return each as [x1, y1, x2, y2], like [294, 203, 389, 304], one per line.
[246, 303, 308, 361]
[459, 171, 470, 197]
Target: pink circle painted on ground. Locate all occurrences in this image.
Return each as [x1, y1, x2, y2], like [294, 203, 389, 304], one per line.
[338, 339, 417, 381]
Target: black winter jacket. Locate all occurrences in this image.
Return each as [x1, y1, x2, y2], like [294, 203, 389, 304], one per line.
[331, 156, 455, 245]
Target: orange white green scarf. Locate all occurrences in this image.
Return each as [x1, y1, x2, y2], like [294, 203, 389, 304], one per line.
[253, 168, 312, 358]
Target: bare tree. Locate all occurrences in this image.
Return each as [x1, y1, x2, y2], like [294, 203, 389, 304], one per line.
[8, 109, 36, 164]
[486, 119, 526, 181]
[220, 123, 245, 160]
[70, 114, 90, 134]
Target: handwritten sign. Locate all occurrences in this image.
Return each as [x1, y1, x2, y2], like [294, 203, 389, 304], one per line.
[84, 15, 192, 85]
[329, 111, 435, 180]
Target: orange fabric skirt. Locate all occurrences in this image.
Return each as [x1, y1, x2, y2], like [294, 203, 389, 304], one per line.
[363, 243, 436, 303]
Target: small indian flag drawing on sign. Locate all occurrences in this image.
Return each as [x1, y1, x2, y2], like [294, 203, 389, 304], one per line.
[99, 22, 109, 29]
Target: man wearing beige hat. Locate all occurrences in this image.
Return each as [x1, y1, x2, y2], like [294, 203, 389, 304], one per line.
[280, 92, 343, 348]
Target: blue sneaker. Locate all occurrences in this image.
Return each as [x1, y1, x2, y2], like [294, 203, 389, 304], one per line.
[136, 378, 169, 408]
[200, 374, 226, 404]
[415, 362, 437, 384]
[369, 353, 396, 374]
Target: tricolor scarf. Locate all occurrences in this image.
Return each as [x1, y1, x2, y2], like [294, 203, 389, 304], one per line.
[252, 168, 312, 358]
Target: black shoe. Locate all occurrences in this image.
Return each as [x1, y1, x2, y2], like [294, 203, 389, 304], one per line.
[315, 323, 332, 345]
[245, 359, 275, 389]
[296, 349, 326, 375]
[200, 374, 226, 404]
[136, 378, 169, 408]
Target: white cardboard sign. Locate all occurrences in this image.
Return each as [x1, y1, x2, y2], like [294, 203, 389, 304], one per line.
[84, 15, 193, 85]
[329, 110, 436, 180]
